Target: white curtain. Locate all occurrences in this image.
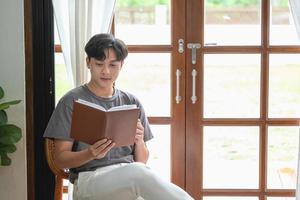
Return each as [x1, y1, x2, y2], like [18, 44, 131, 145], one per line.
[51, 1, 116, 199]
[289, 1, 300, 199]
[52, 0, 116, 87]
[289, 0, 300, 39]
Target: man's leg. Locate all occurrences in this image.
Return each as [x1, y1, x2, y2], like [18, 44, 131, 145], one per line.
[74, 163, 194, 200]
[120, 162, 194, 200]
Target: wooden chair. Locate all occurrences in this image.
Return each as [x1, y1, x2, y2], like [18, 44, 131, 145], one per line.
[45, 138, 70, 200]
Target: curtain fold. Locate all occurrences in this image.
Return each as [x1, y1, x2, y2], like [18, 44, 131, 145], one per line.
[289, 0, 300, 39]
[52, 0, 116, 87]
[289, 1, 300, 199]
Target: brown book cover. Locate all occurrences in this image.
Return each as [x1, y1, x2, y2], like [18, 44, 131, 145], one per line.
[70, 99, 139, 147]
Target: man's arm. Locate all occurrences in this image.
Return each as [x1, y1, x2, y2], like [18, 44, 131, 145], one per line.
[54, 138, 115, 169]
[133, 120, 149, 163]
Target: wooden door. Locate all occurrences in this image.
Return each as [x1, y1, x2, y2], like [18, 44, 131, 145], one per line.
[184, 1, 300, 200]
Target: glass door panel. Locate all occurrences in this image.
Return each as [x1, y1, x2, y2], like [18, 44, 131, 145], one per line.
[269, 54, 300, 118]
[117, 53, 171, 116]
[147, 125, 171, 181]
[54, 53, 73, 104]
[204, 54, 261, 118]
[54, 19, 73, 104]
[269, 0, 300, 45]
[204, 0, 261, 46]
[115, 0, 171, 45]
[203, 126, 259, 189]
[267, 126, 299, 189]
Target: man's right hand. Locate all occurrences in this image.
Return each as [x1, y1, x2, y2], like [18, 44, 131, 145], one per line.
[54, 138, 115, 169]
[88, 139, 115, 159]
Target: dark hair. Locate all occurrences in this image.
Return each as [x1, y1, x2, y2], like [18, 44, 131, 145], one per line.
[84, 33, 128, 61]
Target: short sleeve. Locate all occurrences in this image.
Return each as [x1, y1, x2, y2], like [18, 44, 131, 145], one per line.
[43, 99, 74, 141]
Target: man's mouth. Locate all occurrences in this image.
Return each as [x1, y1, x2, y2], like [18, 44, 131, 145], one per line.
[100, 77, 111, 81]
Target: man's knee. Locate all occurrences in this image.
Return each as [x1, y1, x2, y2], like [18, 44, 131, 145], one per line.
[123, 162, 153, 181]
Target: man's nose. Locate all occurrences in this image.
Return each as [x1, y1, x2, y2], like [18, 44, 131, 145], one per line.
[101, 65, 110, 74]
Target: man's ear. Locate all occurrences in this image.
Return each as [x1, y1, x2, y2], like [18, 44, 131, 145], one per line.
[86, 57, 90, 68]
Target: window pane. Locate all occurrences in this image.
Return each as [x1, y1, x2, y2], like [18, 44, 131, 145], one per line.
[115, 0, 171, 45]
[203, 127, 259, 189]
[117, 53, 170, 116]
[204, 0, 261, 45]
[270, 0, 300, 45]
[55, 53, 73, 104]
[204, 54, 260, 118]
[269, 54, 300, 118]
[267, 126, 299, 189]
[147, 125, 170, 181]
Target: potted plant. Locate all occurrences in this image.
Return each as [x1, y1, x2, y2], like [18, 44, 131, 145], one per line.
[0, 86, 22, 166]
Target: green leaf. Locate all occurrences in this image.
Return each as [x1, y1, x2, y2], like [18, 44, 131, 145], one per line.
[0, 110, 7, 125]
[0, 153, 11, 166]
[0, 100, 21, 111]
[0, 143, 16, 154]
[0, 124, 22, 144]
[0, 87, 4, 100]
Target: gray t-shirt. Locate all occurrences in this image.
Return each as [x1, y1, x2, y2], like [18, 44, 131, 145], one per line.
[43, 85, 153, 183]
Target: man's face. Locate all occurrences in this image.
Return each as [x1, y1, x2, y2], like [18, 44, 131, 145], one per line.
[86, 48, 123, 90]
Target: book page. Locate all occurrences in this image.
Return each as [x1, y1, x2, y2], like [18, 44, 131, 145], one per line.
[76, 99, 137, 112]
[76, 99, 106, 111]
[108, 104, 137, 111]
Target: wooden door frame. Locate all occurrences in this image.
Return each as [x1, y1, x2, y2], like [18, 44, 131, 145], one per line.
[25, 0, 56, 199]
[171, 0, 187, 189]
[185, 0, 204, 198]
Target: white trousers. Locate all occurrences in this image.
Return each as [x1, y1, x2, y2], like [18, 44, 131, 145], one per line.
[73, 162, 194, 200]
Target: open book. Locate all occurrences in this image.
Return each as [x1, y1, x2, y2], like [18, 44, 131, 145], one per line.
[70, 99, 139, 147]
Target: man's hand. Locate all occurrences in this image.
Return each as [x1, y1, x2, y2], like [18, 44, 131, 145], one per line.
[88, 139, 115, 159]
[133, 119, 149, 163]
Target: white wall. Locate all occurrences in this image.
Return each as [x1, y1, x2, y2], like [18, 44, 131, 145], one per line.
[0, 0, 27, 199]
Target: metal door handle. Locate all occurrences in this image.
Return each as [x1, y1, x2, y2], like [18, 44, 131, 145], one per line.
[191, 69, 197, 104]
[175, 69, 182, 104]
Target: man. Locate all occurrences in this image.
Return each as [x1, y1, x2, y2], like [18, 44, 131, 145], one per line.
[44, 33, 193, 200]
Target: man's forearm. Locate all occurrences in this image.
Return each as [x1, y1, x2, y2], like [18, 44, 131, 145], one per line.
[55, 149, 94, 169]
[134, 142, 149, 163]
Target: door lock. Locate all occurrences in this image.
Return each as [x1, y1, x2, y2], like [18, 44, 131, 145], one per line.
[187, 43, 201, 64]
[178, 39, 184, 53]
